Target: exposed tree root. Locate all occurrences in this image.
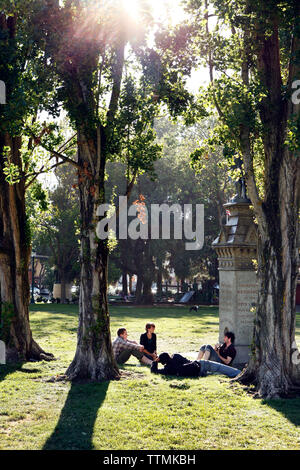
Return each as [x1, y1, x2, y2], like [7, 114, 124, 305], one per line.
[65, 359, 120, 383]
[6, 339, 55, 363]
[231, 365, 300, 399]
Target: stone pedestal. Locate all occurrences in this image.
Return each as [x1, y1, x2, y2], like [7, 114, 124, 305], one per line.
[53, 283, 72, 301]
[213, 201, 258, 366]
[0, 340, 6, 365]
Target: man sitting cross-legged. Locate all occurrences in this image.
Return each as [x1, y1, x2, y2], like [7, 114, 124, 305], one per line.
[151, 352, 240, 378]
[197, 331, 236, 366]
[112, 328, 152, 366]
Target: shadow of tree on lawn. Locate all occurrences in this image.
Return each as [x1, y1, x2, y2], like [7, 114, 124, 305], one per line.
[0, 363, 41, 383]
[264, 397, 300, 427]
[43, 380, 109, 450]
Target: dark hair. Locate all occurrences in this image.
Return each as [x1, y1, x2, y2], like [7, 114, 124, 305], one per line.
[159, 352, 171, 365]
[225, 331, 235, 344]
[145, 322, 155, 332]
[117, 328, 127, 337]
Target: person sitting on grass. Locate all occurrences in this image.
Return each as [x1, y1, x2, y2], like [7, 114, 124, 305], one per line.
[197, 331, 236, 366]
[112, 328, 152, 366]
[151, 352, 240, 378]
[140, 323, 158, 361]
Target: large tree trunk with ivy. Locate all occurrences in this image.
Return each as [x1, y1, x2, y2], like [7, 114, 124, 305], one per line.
[235, 11, 300, 397]
[65, 129, 119, 381]
[0, 134, 50, 361]
[239, 153, 300, 397]
[239, 157, 300, 397]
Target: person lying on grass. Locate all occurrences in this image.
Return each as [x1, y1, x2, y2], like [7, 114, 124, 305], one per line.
[197, 331, 236, 366]
[140, 322, 158, 361]
[112, 328, 152, 366]
[151, 352, 240, 378]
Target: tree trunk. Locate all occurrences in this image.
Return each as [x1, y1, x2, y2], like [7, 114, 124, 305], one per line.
[66, 132, 119, 381]
[237, 145, 300, 397]
[60, 271, 66, 304]
[140, 241, 155, 304]
[238, 125, 300, 397]
[135, 274, 143, 304]
[234, 14, 300, 397]
[0, 134, 51, 361]
[157, 269, 162, 296]
[122, 270, 128, 297]
[142, 277, 154, 304]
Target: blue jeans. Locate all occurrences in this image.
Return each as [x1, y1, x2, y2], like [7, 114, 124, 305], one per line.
[200, 344, 222, 363]
[199, 360, 240, 378]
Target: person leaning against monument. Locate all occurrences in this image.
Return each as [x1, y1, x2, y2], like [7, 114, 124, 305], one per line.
[139, 322, 158, 361]
[197, 331, 237, 366]
[112, 328, 153, 366]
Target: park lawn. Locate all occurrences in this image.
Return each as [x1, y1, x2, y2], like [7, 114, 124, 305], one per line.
[0, 304, 300, 450]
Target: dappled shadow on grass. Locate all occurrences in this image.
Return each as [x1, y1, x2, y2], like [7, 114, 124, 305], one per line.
[29, 304, 219, 326]
[30, 304, 79, 316]
[264, 398, 300, 427]
[158, 374, 193, 389]
[30, 315, 78, 333]
[43, 381, 109, 450]
[110, 306, 219, 320]
[0, 363, 41, 383]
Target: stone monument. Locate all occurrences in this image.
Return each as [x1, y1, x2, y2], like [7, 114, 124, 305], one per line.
[53, 283, 72, 301]
[0, 340, 6, 365]
[212, 189, 258, 366]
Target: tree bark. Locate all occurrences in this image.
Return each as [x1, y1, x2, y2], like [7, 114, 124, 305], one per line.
[157, 268, 162, 296]
[60, 273, 66, 304]
[122, 270, 128, 297]
[142, 277, 154, 304]
[238, 157, 300, 397]
[235, 12, 300, 397]
[0, 134, 52, 361]
[65, 129, 119, 381]
[135, 274, 143, 304]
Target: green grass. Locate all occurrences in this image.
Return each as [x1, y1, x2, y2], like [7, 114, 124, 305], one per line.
[0, 304, 300, 450]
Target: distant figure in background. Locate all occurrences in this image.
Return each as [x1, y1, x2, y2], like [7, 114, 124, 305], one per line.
[112, 328, 152, 365]
[197, 331, 236, 366]
[140, 323, 157, 361]
[189, 305, 199, 313]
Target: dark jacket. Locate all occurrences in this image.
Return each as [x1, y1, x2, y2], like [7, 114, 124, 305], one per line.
[140, 332, 157, 354]
[151, 354, 201, 378]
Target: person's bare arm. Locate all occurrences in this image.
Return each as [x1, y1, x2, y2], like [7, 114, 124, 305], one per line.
[142, 348, 156, 358]
[216, 350, 232, 365]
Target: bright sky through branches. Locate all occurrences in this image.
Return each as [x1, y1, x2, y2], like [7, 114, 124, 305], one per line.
[121, 0, 208, 91]
[41, 0, 208, 188]
[122, 0, 186, 26]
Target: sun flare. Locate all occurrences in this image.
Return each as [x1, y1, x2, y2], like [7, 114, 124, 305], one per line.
[121, 0, 140, 19]
[121, 0, 185, 26]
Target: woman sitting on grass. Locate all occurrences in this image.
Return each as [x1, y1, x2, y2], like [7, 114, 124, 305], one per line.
[140, 323, 158, 361]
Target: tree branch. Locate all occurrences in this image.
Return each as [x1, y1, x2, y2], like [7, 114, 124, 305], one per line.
[24, 160, 67, 189]
[106, 37, 126, 123]
[26, 128, 82, 171]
